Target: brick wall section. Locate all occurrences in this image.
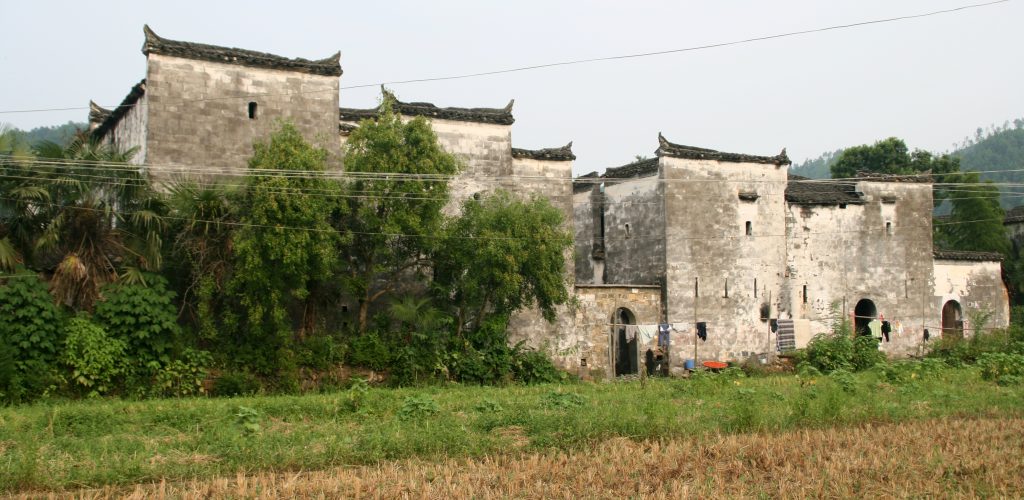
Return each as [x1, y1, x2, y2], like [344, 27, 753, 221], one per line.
[573, 285, 662, 378]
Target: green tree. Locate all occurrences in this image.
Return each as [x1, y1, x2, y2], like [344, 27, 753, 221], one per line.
[225, 122, 340, 374]
[339, 94, 461, 333]
[29, 135, 164, 310]
[830, 137, 960, 206]
[934, 172, 1009, 254]
[432, 190, 572, 335]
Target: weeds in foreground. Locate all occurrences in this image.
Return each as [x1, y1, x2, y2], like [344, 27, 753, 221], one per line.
[0, 364, 1021, 493]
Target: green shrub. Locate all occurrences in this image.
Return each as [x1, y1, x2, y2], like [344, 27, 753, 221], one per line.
[213, 371, 263, 397]
[977, 352, 1024, 384]
[348, 332, 391, 371]
[850, 335, 885, 371]
[0, 272, 65, 401]
[540, 391, 586, 410]
[397, 395, 440, 420]
[61, 316, 127, 397]
[94, 275, 181, 370]
[928, 328, 1021, 366]
[804, 332, 853, 373]
[151, 348, 212, 398]
[296, 333, 346, 371]
[511, 344, 564, 384]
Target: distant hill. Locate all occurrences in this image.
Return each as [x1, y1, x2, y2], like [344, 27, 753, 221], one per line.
[788, 149, 843, 179]
[956, 120, 1024, 209]
[10, 121, 86, 148]
[791, 119, 1024, 209]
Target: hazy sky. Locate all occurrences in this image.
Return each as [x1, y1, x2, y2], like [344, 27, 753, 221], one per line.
[1, 0, 1020, 175]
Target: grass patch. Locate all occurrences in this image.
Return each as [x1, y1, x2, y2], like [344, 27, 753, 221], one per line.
[1, 365, 1022, 493]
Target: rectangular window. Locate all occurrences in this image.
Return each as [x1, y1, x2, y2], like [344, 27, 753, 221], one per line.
[803, 285, 808, 304]
[724, 278, 729, 298]
[754, 278, 758, 298]
[248, 101, 258, 120]
[745, 221, 753, 236]
[886, 222, 893, 235]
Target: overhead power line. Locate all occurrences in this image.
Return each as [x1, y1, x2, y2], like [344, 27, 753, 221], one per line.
[0, 0, 1011, 115]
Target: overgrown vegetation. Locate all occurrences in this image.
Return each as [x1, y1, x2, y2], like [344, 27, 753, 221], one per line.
[0, 93, 572, 404]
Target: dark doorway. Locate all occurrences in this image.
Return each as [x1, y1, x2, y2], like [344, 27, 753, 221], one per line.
[942, 300, 964, 338]
[611, 307, 638, 376]
[854, 299, 877, 337]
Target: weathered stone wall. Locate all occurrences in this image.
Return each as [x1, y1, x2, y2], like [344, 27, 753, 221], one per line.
[426, 119, 514, 211]
[573, 187, 600, 284]
[145, 53, 340, 184]
[662, 155, 788, 363]
[572, 285, 662, 378]
[784, 181, 935, 357]
[106, 96, 148, 165]
[505, 155, 578, 368]
[932, 259, 1010, 336]
[601, 176, 665, 286]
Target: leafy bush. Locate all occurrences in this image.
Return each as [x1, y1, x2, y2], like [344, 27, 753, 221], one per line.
[850, 335, 885, 371]
[804, 333, 853, 373]
[348, 332, 391, 371]
[397, 395, 440, 420]
[977, 352, 1024, 384]
[927, 327, 1024, 366]
[0, 272, 65, 401]
[151, 348, 212, 398]
[213, 371, 263, 397]
[511, 344, 564, 384]
[540, 391, 585, 410]
[61, 316, 127, 397]
[94, 275, 181, 370]
[296, 334, 347, 371]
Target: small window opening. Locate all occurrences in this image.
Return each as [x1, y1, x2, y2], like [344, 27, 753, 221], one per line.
[248, 101, 258, 119]
[839, 203, 847, 209]
[625, 223, 631, 238]
[341, 305, 348, 313]
[745, 221, 752, 236]
[886, 222, 893, 235]
[580, 358, 587, 367]
[694, 277, 699, 298]
[754, 278, 758, 298]
[724, 278, 729, 298]
[802, 285, 808, 304]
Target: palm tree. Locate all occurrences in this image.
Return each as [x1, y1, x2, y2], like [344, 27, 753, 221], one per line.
[30, 134, 165, 310]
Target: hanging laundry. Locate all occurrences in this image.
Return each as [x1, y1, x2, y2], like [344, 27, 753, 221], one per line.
[881, 320, 892, 342]
[696, 322, 708, 342]
[893, 320, 904, 336]
[636, 325, 658, 345]
[868, 319, 882, 339]
[658, 323, 671, 347]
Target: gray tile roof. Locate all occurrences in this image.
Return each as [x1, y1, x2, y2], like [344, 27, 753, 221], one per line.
[339, 89, 515, 125]
[511, 142, 575, 161]
[656, 133, 790, 166]
[90, 79, 146, 141]
[785, 175, 865, 206]
[933, 250, 1003, 262]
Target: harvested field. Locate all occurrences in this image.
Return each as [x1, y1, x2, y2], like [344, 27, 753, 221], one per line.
[32, 417, 1024, 499]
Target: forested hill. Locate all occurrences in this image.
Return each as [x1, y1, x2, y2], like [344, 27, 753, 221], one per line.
[788, 149, 843, 179]
[8, 121, 85, 148]
[790, 119, 1024, 209]
[957, 121, 1024, 209]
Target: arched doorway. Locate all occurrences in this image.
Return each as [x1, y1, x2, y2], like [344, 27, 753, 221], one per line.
[942, 300, 964, 338]
[611, 307, 638, 376]
[854, 299, 877, 337]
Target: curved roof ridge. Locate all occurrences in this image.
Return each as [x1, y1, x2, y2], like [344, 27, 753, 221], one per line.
[656, 132, 790, 166]
[511, 142, 575, 161]
[142, 25, 342, 77]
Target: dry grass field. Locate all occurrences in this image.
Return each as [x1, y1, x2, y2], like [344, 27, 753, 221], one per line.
[28, 416, 1022, 499]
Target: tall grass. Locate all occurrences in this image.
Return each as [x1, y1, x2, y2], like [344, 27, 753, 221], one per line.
[0, 365, 1021, 493]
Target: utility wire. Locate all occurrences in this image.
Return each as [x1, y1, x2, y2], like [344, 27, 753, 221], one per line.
[0, 0, 1010, 115]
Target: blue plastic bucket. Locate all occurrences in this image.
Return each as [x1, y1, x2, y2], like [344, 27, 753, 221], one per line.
[684, 359, 695, 370]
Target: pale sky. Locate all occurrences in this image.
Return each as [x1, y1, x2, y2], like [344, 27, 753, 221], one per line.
[1, 0, 1021, 175]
